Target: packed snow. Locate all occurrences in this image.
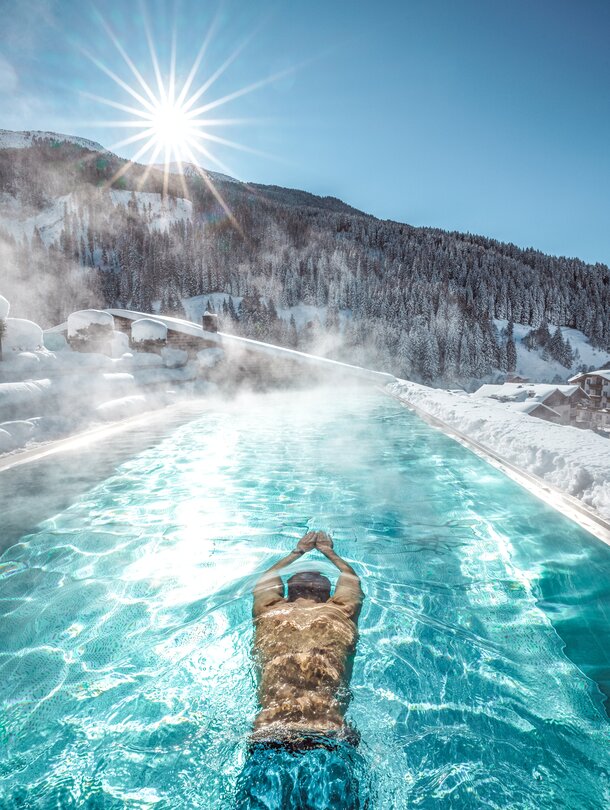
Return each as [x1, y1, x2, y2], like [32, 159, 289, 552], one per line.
[160, 347, 188, 368]
[3, 319, 43, 352]
[0, 299, 223, 456]
[388, 380, 610, 521]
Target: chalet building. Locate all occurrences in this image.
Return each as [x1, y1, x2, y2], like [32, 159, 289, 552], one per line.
[47, 309, 221, 357]
[107, 309, 220, 356]
[473, 383, 588, 425]
[510, 400, 562, 423]
[568, 369, 610, 410]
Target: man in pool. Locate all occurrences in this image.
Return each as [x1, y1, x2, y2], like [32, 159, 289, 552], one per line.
[236, 531, 367, 809]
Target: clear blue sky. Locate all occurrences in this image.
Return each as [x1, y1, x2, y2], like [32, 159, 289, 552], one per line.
[1, 0, 609, 265]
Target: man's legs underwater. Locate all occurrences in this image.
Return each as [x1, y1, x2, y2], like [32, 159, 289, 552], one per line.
[235, 739, 370, 810]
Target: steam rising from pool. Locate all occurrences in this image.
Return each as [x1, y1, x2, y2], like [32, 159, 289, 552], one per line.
[1, 388, 609, 808]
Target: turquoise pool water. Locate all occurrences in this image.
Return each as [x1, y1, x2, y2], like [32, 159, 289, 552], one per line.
[1, 389, 609, 808]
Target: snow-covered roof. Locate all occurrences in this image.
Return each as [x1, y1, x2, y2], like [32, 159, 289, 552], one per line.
[106, 309, 221, 343]
[473, 382, 584, 404]
[67, 310, 114, 337]
[569, 369, 610, 383]
[507, 401, 561, 418]
[131, 318, 168, 342]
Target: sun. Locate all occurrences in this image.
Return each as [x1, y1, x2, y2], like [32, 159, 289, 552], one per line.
[80, 10, 292, 218]
[149, 95, 196, 157]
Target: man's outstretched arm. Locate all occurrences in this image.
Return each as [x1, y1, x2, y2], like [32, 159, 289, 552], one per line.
[252, 532, 316, 617]
[315, 532, 364, 621]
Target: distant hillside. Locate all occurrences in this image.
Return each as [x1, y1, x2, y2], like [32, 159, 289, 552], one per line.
[0, 129, 608, 384]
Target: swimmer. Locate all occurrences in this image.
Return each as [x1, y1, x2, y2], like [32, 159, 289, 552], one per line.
[236, 531, 367, 809]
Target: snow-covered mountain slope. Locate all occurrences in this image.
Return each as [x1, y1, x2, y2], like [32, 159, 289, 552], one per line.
[184, 298, 607, 384]
[0, 189, 193, 247]
[1, 127, 608, 382]
[182, 294, 352, 330]
[494, 319, 609, 382]
[109, 190, 192, 230]
[0, 191, 76, 245]
[0, 129, 107, 153]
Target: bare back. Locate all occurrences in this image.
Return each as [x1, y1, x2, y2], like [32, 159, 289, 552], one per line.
[252, 598, 358, 739]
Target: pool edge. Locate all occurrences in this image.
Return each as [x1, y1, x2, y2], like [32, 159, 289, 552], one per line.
[382, 387, 610, 547]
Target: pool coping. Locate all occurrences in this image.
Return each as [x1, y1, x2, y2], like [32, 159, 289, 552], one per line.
[383, 387, 610, 547]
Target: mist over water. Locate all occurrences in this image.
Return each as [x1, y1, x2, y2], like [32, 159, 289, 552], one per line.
[0, 388, 609, 808]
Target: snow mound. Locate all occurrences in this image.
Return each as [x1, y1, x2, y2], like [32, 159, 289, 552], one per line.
[109, 330, 130, 358]
[0, 294, 9, 320]
[197, 348, 224, 369]
[0, 419, 36, 448]
[131, 318, 168, 343]
[389, 380, 610, 521]
[43, 332, 67, 352]
[0, 380, 51, 420]
[67, 310, 114, 337]
[0, 428, 13, 453]
[3, 318, 43, 352]
[120, 351, 163, 368]
[161, 346, 188, 368]
[95, 395, 148, 421]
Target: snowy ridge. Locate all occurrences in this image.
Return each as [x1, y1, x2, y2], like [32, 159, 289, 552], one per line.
[389, 380, 610, 523]
[152, 162, 240, 185]
[0, 129, 107, 153]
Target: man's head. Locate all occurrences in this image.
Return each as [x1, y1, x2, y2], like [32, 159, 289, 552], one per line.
[286, 571, 332, 603]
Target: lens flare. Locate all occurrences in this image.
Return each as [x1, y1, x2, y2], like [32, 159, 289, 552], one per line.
[80, 8, 294, 222]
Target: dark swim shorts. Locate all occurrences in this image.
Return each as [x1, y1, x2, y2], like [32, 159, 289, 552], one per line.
[234, 733, 371, 810]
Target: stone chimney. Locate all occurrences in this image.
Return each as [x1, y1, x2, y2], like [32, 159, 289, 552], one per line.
[202, 311, 218, 333]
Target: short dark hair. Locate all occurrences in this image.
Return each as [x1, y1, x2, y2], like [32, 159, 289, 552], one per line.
[286, 571, 331, 603]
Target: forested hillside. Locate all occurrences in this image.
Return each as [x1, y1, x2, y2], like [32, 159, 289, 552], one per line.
[1, 132, 609, 384]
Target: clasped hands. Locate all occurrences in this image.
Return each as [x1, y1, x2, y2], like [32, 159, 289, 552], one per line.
[295, 531, 333, 554]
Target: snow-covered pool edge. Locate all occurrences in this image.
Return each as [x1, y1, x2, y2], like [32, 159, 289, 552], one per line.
[386, 380, 610, 546]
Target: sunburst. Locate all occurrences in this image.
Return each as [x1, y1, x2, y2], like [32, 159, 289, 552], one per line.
[79, 7, 293, 225]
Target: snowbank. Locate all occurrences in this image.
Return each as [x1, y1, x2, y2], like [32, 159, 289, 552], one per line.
[3, 318, 43, 352]
[161, 346, 188, 368]
[197, 348, 224, 369]
[94, 395, 148, 421]
[67, 310, 114, 337]
[0, 420, 36, 447]
[0, 380, 52, 420]
[131, 318, 168, 343]
[388, 380, 610, 521]
[109, 330, 130, 358]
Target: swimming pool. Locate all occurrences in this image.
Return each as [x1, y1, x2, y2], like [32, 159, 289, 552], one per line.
[1, 388, 609, 808]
